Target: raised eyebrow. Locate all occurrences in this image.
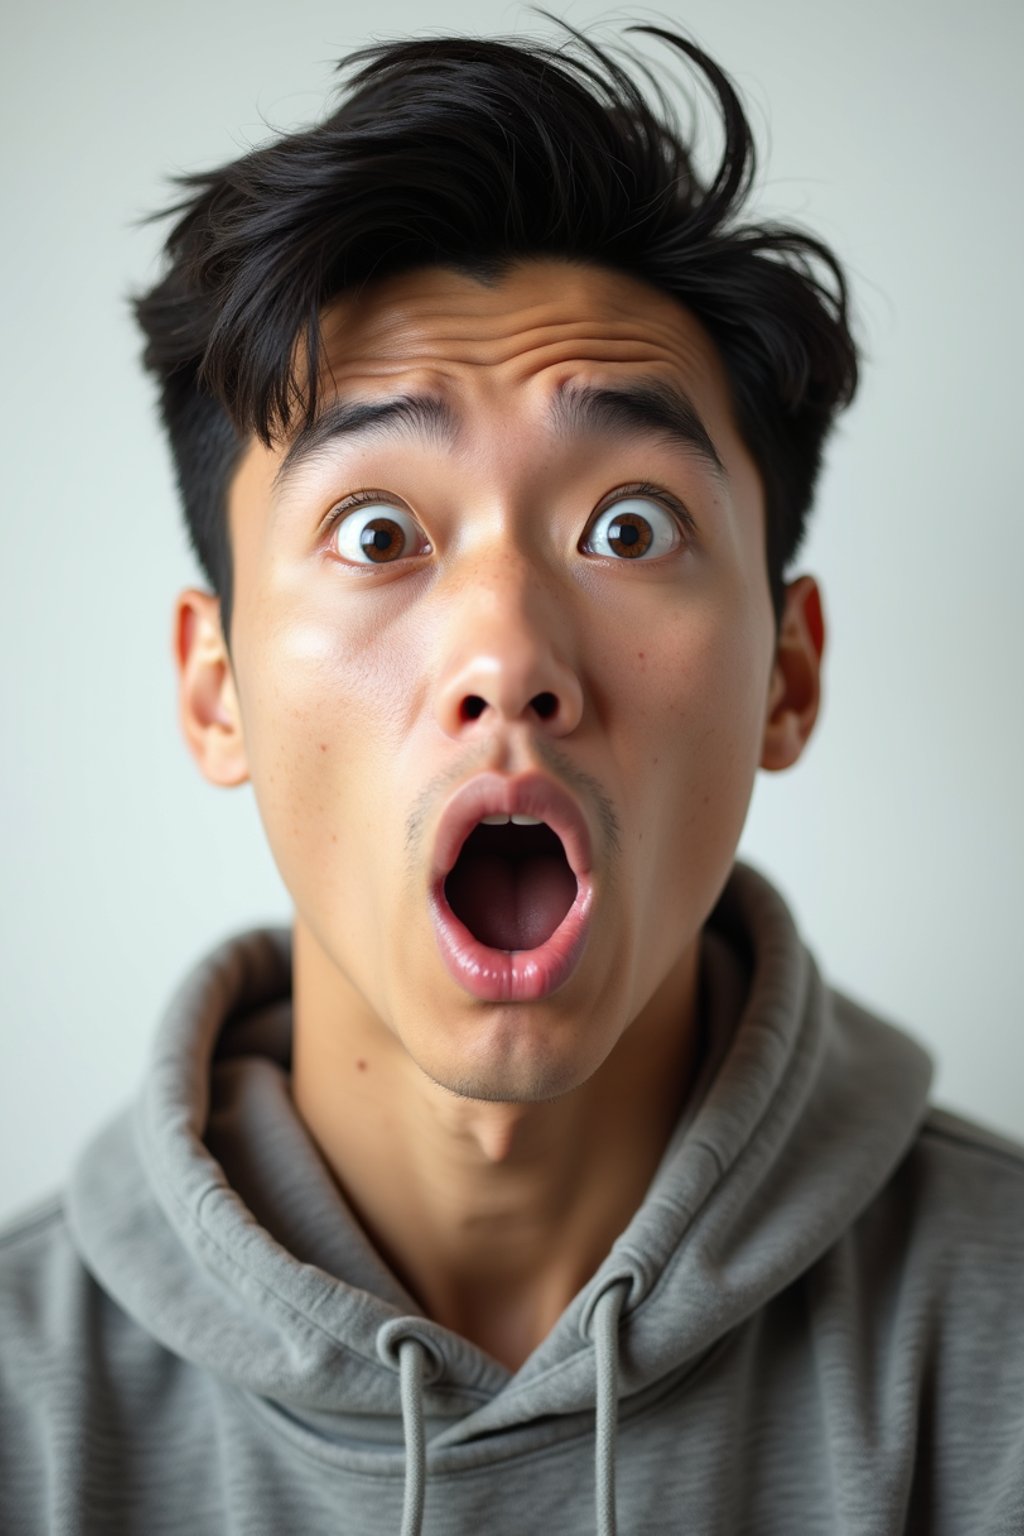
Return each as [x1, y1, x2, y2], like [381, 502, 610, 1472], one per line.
[270, 379, 725, 494]
[548, 379, 726, 480]
[272, 393, 459, 494]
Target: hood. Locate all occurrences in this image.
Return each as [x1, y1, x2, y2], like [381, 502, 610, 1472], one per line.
[65, 861, 933, 1527]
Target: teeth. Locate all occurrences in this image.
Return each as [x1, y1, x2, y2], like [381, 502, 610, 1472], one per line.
[478, 813, 545, 826]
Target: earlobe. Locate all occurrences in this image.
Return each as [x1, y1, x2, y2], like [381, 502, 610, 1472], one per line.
[174, 589, 249, 787]
[759, 574, 825, 773]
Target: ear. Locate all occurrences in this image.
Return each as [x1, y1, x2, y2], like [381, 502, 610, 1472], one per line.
[174, 589, 249, 787]
[759, 574, 825, 773]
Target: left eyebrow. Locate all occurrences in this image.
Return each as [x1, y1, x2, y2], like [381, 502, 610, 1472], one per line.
[549, 379, 726, 481]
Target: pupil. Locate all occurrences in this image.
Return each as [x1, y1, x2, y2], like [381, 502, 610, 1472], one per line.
[372, 528, 392, 550]
[614, 522, 639, 546]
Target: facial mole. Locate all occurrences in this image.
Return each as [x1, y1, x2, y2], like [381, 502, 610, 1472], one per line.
[356, 1059, 368, 1072]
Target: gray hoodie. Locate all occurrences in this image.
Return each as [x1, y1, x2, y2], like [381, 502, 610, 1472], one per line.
[1, 863, 1023, 1534]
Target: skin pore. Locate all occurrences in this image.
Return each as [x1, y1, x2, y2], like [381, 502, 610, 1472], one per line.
[175, 259, 823, 1371]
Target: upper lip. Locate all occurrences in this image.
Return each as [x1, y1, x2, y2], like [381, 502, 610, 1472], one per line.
[432, 771, 594, 884]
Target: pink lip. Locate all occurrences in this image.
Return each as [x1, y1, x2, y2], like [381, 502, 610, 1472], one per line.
[429, 772, 596, 1003]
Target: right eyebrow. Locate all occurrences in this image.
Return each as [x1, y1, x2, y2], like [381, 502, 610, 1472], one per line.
[271, 393, 459, 494]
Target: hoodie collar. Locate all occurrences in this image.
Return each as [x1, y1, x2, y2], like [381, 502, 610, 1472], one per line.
[66, 861, 933, 1445]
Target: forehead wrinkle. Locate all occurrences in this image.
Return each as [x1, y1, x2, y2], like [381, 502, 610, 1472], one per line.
[322, 293, 717, 381]
[317, 259, 726, 395]
[335, 328, 705, 378]
[302, 270, 741, 482]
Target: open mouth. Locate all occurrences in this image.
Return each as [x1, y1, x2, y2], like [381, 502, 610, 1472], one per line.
[430, 773, 595, 1002]
[443, 817, 578, 952]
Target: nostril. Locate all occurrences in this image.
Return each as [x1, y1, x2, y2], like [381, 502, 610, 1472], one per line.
[456, 691, 560, 725]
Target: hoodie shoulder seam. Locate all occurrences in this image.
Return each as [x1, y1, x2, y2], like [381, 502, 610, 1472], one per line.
[0, 1194, 65, 1251]
[919, 1104, 1024, 1176]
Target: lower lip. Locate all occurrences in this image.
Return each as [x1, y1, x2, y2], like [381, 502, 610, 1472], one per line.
[429, 877, 595, 1002]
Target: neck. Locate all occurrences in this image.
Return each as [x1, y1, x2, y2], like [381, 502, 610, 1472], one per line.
[291, 927, 703, 1371]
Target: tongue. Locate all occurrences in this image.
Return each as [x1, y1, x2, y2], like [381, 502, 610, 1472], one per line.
[446, 852, 577, 950]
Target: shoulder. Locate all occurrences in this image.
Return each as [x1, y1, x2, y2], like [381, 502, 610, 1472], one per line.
[898, 1101, 1024, 1243]
[801, 1101, 1024, 1526]
[825, 980, 1024, 1268]
[0, 1190, 200, 1531]
[0, 1194, 102, 1519]
[0, 1193, 108, 1398]
[0, 1193, 86, 1335]
[849, 1102, 1024, 1380]
[901, 1104, 1024, 1304]
[0, 1187, 186, 1389]
[916, 1102, 1024, 1175]
[858, 1100, 1024, 1273]
[0, 1188, 175, 1416]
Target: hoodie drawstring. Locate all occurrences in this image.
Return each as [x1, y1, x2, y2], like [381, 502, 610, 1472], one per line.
[377, 1323, 440, 1536]
[397, 1337, 428, 1536]
[587, 1278, 631, 1536]
[382, 1274, 631, 1536]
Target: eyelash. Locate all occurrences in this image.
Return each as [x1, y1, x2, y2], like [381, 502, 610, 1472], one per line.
[320, 481, 698, 558]
[321, 488, 407, 529]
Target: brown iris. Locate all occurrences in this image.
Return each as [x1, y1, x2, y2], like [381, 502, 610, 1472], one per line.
[605, 510, 653, 559]
[359, 517, 406, 563]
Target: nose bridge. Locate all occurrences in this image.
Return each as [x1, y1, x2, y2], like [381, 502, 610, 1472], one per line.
[433, 533, 584, 736]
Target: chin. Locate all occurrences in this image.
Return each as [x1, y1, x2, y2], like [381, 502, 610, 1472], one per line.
[416, 1023, 602, 1106]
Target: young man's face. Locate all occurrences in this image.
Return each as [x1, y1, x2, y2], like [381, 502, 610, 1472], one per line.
[178, 259, 821, 1103]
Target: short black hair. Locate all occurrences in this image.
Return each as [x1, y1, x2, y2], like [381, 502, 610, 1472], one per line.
[134, 21, 858, 648]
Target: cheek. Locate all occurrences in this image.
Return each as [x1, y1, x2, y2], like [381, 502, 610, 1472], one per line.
[618, 580, 770, 776]
[621, 583, 772, 899]
[232, 586, 421, 923]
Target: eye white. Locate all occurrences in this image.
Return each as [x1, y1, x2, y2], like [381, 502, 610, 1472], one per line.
[582, 496, 681, 560]
[332, 502, 426, 565]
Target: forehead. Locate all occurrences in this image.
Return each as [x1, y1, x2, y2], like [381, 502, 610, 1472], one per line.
[311, 258, 740, 440]
[227, 256, 770, 630]
[229, 257, 765, 545]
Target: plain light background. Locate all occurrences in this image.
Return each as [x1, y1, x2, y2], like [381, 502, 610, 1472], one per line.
[2, 0, 1022, 1225]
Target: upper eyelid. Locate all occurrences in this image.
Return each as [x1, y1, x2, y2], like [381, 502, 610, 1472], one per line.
[319, 488, 416, 532]
[595, 481, 698, 527]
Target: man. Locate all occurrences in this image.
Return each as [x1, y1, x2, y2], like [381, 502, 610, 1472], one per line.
[1, 22, 1021, 1535]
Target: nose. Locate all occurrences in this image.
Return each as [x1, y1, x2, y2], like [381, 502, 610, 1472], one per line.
[433, 552, 584, 740]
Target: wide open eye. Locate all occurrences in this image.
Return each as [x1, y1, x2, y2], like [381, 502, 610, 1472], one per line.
[330, 497, 430, 565]
[580, 494, 686, 561]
